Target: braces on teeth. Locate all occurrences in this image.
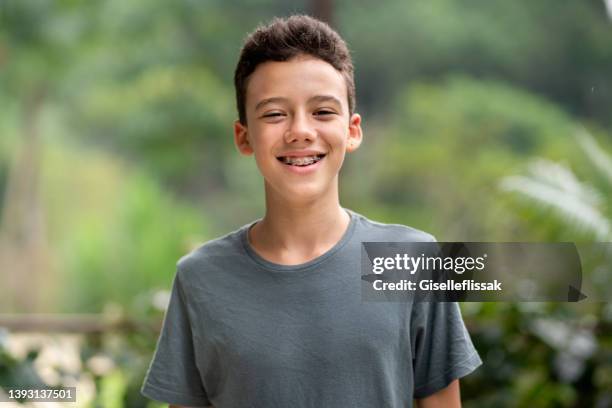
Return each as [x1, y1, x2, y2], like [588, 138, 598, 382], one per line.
[280, 155, 324, 166]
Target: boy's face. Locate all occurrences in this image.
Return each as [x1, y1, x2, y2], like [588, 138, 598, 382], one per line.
[234, 54, 362, 203]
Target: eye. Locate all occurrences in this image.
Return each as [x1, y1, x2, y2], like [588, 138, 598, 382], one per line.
[262, 112, 285, 118]
[314, 110, 336, 116]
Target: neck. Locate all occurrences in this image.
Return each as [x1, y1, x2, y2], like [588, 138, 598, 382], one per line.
[249, 180, 350, 261]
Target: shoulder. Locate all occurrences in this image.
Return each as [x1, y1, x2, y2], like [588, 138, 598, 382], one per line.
[175, 223, 250, 282]
[349, 209, 437, 243]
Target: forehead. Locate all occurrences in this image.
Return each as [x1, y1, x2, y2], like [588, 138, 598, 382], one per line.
[245, 55, 347, 109]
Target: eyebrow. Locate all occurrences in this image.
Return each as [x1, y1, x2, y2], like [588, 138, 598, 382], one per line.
[254, 95, 343, 111]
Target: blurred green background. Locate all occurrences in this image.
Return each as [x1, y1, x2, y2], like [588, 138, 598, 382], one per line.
[1, 0, 612, 406]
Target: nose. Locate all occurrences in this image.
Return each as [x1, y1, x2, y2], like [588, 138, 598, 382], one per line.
[284, 111, 317, 144]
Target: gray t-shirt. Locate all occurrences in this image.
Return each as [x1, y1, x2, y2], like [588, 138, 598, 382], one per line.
[141, 209, 482, 407]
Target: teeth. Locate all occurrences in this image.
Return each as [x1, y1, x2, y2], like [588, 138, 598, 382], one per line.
[280, 155, 324, 166]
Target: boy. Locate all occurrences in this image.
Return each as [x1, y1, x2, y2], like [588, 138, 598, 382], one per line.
[141, 15, 481, 408]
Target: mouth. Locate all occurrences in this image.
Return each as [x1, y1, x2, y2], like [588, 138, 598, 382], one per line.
[276, 154, 326, 167]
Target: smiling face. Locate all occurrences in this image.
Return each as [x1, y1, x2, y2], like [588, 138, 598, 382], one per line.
[234, 54, 363, 204]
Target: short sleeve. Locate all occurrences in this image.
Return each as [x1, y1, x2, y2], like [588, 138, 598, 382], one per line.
[411, 301, 482, 399]
[141, 271, 212, 407]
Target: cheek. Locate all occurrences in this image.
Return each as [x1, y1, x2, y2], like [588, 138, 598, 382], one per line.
[252, 155, 276, 181]
[253, 150, 273, 169]
[248, 127, 272, 152]
[251, 140, 279, 173]
[321, 121, 348, 143]
[332, 131, 351, 149]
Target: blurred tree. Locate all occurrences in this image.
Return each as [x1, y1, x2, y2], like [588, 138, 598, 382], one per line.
[343, 76, 597, 241]
[39, 142, 208, 312]
[340, 0, 612, 130]
[62, 0, 311, 198]
[461, 129, 612, 407]
[0, 0, 94, 311]
[501, 128, 612, 241]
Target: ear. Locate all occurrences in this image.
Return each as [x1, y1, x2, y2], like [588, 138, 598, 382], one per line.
[234, 120, 254, 155]
[346, 113, 363, 153]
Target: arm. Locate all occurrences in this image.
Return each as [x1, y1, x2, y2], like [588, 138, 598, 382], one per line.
[415, 379, 461, 408]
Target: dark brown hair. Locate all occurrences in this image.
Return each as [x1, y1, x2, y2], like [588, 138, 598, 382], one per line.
[234, 15, 355, 125]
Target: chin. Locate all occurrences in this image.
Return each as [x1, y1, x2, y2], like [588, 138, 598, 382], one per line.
[276, 183, 329, 203]
[284, 187, 323, 202]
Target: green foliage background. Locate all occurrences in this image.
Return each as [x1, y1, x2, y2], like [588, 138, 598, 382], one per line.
[1, 0, 611, 406]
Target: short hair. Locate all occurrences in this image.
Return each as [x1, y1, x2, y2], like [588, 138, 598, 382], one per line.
[234, 15, 355, 125]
